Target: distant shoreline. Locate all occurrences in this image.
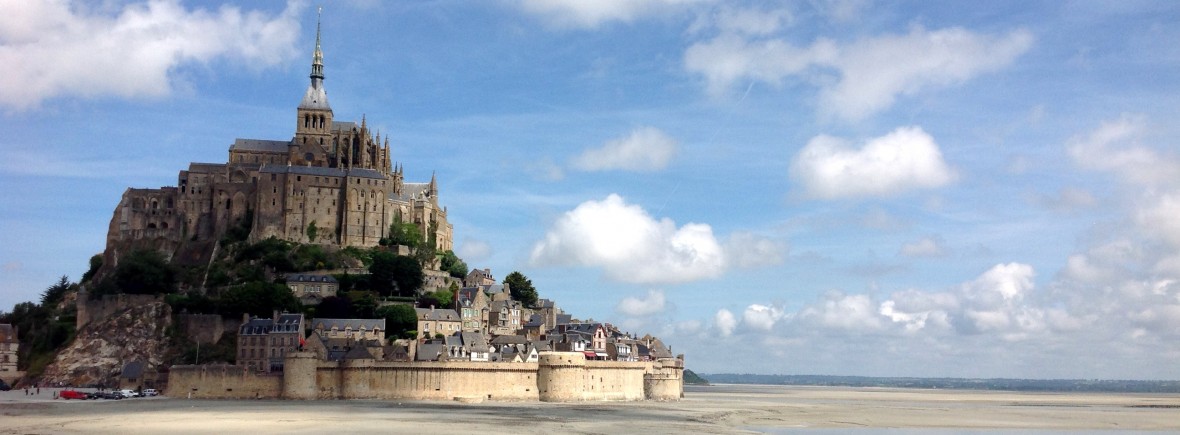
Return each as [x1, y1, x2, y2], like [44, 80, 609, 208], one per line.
[698, 374, 1180, 393]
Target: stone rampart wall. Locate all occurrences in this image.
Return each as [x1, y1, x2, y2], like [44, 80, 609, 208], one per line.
[166, 352, 682, 402]
[167, 364, 282, 399]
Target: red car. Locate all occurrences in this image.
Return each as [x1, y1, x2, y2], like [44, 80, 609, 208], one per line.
[59, 390, 88, 400]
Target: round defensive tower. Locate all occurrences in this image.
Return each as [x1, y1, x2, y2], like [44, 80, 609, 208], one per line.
[282, 351, 319, 400]
[341, 357, 374, 399]
[537, 352, 586, 402]
[644, 358, 684, 401]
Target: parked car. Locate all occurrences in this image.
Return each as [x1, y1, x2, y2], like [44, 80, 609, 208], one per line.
[0, 381, 11, 391]
[94, 391, 123, 400]
[60, 390, 88, 400]
[141, 388, 158, 397]
[117, 389, 138, 398]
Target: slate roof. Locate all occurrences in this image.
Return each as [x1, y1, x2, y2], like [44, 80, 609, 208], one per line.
[286, 273, 338, 284]
[393, 182, 430, 202]
[331, 121, 358, 132]
[489, 335, 528, 346]
[120, 360, 145, 379]
[231, 139, 290, 153]
[415, 308, 460, 321]
[311, 318, 385, 331]
[555, 314, 572, 326]
[186, 162, 227, 174]
[416, 343, 445, 361]
[299, 81, 330, 111]
[343, 344, 376, 360]
[523, 314, 544, 328]
[239, 313, 303, 335]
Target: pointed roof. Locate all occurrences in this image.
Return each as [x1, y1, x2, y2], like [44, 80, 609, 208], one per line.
[299, 8, 331, 111]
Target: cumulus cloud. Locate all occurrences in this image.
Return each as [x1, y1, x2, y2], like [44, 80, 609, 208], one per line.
[1067, 114, 1180, 187]
[517, 0, 703, 29]
[571, 127, 678, 172]
[714, 308, 737, 337]
[0, 0, 302, 111]
[456, 238, 492, 263]
[899, 236, 948, 258]
[617, 289, 667, 317]
[724, 232, 786, 269]
[530, 194, 725, 284]
[789, 126, 957, 199]
[684, 25, 1032, 121]
[742, 304, 785, 331]
[689, 5, 793, 36]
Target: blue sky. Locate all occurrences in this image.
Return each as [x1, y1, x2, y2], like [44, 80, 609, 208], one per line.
[3, 0, 1180, 379]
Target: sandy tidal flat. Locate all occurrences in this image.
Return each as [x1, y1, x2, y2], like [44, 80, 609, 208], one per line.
[1, 384, 1178, 434]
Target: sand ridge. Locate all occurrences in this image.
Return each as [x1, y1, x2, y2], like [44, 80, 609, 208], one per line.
[1, 385, 1177, 434]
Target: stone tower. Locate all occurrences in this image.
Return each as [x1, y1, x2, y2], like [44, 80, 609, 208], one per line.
[291, 9, 334, 167]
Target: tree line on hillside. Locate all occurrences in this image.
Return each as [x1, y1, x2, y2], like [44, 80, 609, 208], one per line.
[1, 230, 545, 373]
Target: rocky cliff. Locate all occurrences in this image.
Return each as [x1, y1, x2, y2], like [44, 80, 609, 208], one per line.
[41, 301, 172, 387]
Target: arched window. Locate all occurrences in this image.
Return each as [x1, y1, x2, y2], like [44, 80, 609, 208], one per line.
[304, 114, 310, 128]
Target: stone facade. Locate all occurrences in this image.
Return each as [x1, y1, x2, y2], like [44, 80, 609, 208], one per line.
[0, 324, 18, 381]
[167, 351, 683, 402]
[102, 16, 452, 273]
[237, 312, 305, 373]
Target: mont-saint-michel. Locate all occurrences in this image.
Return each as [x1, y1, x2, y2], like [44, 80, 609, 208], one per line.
[0, 13, 683, 402]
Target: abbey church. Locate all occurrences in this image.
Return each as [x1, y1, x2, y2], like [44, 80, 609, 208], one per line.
[104, 17, 452, 266]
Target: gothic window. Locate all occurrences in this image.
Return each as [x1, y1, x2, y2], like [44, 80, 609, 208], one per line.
[226, 198, 232, 210]
[305, 152, 313, 162]
[304, 115, 310, 128]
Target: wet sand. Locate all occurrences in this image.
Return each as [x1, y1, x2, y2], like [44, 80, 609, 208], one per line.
[1, 384, 1177, 434]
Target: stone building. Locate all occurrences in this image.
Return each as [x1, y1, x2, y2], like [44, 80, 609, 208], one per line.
[103, 14, 452, 272]
[284, 273, 339, 305]
[308, 318, 385, 343]
[415, 307, 461, 340]
[238, 312, 306, 373]
[0, 324, 18, 379]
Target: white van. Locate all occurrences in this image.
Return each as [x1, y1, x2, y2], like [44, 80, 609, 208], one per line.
[142, 388, 159, 397]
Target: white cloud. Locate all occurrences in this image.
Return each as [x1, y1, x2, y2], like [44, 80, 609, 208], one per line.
[742, 304, 785, 331]
[1033, 187, 1098, 212]
[690, 5, 793, 36]
[517, 0, 704, 29]
[724, 232, 786, 269]
[789, 126, 956, 199]
[899, 236, 948, 258]
[714, 308, 737, 337]
[456, 238, 492, 263]
[530, 194, 725, 284]
[684, 25, 1032, 120]
[1136, 193, 1180, 247]
[0, 0, 302, 111]
[616, 289, 667, 317]
[1067, 114, 1180, 187]
[571, 127, 678, 172]
[799, 292, 883, 331]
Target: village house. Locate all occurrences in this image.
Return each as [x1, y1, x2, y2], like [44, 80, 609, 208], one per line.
[415, 307, 460, 340]
[463, 268, 496, 287]
[284, 273, 339, 305]
[454, 287, 489, 334]
[309, 318, 385, 343]
[238, 312, 306, 373]
[488, 299, 524, 336]
[443, 331, 490, 362]
[0, 324, 20, 385]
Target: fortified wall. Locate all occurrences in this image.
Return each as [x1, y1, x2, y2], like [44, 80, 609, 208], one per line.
[168, 352, 683, 402]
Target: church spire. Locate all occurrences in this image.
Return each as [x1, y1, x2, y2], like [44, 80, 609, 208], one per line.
[298, 7, 331, 111]
[310, 7, 324, 82]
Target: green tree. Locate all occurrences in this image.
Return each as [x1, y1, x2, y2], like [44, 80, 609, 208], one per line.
[439, 250, 468, 279]
[113, 249, 177, 295]
[221, 281, 300, 317]
[41, 275, 73, 307]
[383, 215, 422, 248]
[375, 304, 418, 340]
[370, 251, 424, 297]
[504, 271, 539, 308]
[81, 254, 103, 283]
[306, 220, 319, 242]
[418, 288, 454, 310]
